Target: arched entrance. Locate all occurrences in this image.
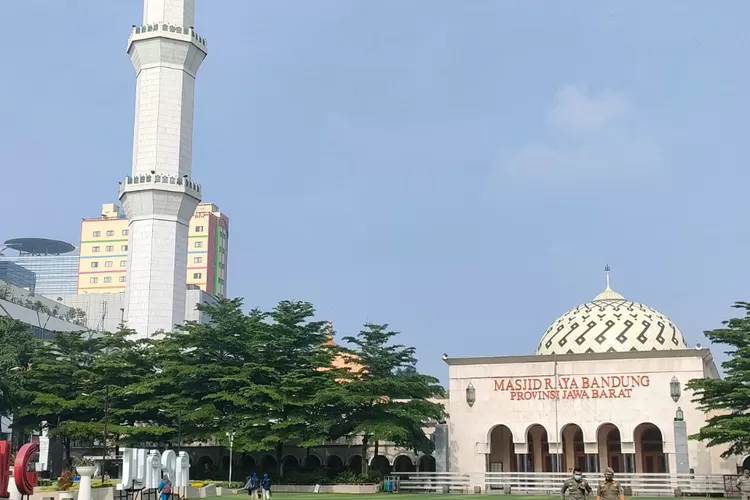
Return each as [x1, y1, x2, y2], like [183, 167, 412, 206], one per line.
[282, 455, 300, 474]
[239, 454, 257, 477]
[527, 424, 551, 472]
[488, 424, 515, 472]
[743, 456, 750, 472]
[418, 455, 436, 472]
[194, 456, 214, 479]
[634, 423, 666, 473]
[326, 455, 344, 472]
[561, 424, 585, 472]
[371, 455, 391, 474]
[597, 423, 623, 473]
[302, 454, 321, 470]
[348, 455, 362, 473]
[393, 455, 415, 473]
[259, 455, 277, 476]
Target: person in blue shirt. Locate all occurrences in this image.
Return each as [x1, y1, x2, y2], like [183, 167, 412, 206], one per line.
[158, 474, 172, 500]
[245, 472, 259, 500]
[261, 474, 271, 500]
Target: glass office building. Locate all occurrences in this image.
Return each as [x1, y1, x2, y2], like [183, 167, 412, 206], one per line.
[0, 255, 79, 296]
[0, 261, 36, 292]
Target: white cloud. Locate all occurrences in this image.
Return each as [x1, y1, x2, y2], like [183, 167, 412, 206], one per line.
[546, 84, 629, 136]
[498, 84, 667, 183]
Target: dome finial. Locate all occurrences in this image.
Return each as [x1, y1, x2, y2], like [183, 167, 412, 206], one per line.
[593, 264, 624, 301]
[605, 264, 611, 290]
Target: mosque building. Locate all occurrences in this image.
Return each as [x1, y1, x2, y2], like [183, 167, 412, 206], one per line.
[444, 267, 737, 476]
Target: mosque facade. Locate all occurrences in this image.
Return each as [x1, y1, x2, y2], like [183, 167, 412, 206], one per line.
[444, 270, 738, 476]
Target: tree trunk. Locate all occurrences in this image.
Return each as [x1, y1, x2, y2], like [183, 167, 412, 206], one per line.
[275, 442, 283, 477]
[64, 436, 71, 469]
[360, 435, 369, 474]
[373, 441, 379, 474]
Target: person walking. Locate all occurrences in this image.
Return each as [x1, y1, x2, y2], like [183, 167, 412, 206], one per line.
[561, 467, 592, 500]
[737, 470, 750, 500]
[158, 474, 172, 500]
[596, 467, 624, 500]
[246, 473, 260, 500]
[261, 473, 271, 500]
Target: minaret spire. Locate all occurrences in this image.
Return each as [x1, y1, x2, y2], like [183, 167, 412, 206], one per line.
[119, 0, 207, 338]
[605, 264, 611, 290]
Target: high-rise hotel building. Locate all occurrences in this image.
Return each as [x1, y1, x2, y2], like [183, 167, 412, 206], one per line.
[78, 203, 229, 297]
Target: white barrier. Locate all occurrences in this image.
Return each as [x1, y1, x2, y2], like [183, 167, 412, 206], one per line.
[393, 472, 730, 496]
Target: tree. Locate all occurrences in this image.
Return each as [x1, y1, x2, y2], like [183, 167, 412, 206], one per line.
[146, 299, 344, 476]
[0, 317, 36, 418]
[16, 330, 100, 465]
[687, 302, 750, 457]
[234, 301, 343, 475]
[334, 323, 445, 473]
[138, 297, 255, 447]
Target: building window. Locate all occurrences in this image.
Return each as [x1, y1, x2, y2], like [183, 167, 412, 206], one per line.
[122, 245, 128, 251]
[122, 229, 129, 236]
[193, 257, 203, 264]
[120, 260, 127, 267]
[92, 246, 100, 253]
[90, 262, 99, 268]
[92, 231, 101, 237]
[119, 276, 126, 283]
[104, 261, 113, 268]
[195, 225, 204, 232]
[103, 277, 112, 283]
[194, 241, 203, 248]
[90, 277, 98, 284]
[193, 273, 202, 279]
[106, 230, 115, 236]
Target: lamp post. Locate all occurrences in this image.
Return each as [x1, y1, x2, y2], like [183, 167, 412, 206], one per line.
[671, 375, 689, 474]
[226, 432, 235, 486]
[102, 385, 109, 485]
[466, 382, 476, 407]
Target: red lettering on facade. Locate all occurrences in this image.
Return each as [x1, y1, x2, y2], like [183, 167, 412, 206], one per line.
[492, 374, 650, 400]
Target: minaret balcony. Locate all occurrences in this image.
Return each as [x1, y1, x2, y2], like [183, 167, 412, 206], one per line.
[127, 23, 207, 53]
[118, 173, 202, 200]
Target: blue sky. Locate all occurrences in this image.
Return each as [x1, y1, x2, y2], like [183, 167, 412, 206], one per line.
[2, 1, 749, 381]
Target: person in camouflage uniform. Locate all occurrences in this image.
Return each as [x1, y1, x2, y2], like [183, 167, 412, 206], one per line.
[596, 467, 624, 500]
[737, 470, 750, 500]
[561, 467, 592, 500]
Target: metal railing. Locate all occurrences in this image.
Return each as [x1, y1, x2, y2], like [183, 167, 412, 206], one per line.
[393, 472, 730, 496]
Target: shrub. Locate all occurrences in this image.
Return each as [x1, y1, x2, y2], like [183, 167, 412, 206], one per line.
[58, 470, 74, 491]
[331, 471, 380, 485]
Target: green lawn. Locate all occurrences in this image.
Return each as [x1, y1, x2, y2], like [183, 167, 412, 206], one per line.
[203, 495, 672, 500]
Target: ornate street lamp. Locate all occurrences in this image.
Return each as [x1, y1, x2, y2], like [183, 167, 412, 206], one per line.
[674, 407, 684, 422]
[670, 376, 681, 402]
[466, 382, 476, 407]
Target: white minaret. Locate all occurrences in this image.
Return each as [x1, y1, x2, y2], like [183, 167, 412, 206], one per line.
[119, 0, 207, 338]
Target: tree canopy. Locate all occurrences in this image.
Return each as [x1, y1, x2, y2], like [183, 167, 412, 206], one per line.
[8, 299, 444, 477]
[334, 323, 446, 472]
[0, 317, 36, 418]
[687, 301, 750, 457]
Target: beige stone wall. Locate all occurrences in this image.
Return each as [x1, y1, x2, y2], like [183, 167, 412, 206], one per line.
[447, 349, 735, 475]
